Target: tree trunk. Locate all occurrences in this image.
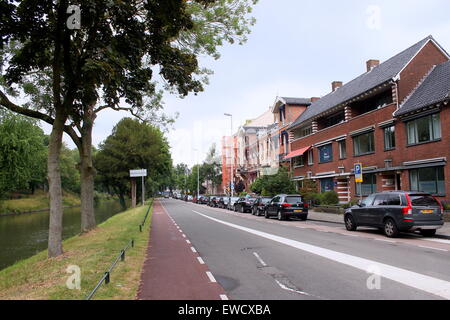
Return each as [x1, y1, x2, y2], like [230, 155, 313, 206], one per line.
[47, 111, 66, 258]
[79, 113, 96, 232]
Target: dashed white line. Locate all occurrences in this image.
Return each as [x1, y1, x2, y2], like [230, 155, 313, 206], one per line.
[182, 234, 186, 238]
[220, 294, 229, 300]
[191, 246, 197, 253]
[206, 271, 217, 283]
[186, 240, 191, 244]
[197, 257, 205, 264]
[253, 252, 268, 267]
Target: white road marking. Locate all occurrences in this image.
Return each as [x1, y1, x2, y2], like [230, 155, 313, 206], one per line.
[275, 279, 312, 296]
[426, 238, 450, 245]
[419, 245, 448, 252]
[192, 210, 450, 300]
[374, 238, 396, 243]
[220, 294, 229, 300]
[191, 246, 197, 253]
[182, 234, 186, 238]
[253, 252, 268, 267]
[186, 240, 191, 244]
[197, 257, 205, 264]
[206, 271, 217, 283]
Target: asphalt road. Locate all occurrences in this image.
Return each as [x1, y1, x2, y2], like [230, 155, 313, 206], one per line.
[159, 198, 450, 300]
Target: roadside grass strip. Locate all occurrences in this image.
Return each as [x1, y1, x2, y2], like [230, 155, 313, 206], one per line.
[0, 204, 152, 300]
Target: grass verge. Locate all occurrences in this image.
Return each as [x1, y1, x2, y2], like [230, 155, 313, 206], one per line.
[0, 190, 81, 215]
[0, 201, 152, 300]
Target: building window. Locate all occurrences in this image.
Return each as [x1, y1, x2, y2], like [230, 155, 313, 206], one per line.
[406, 113, 441, 145]
[356, 173, 377, 196]
[324, 110, 345, 128]
[384, 126, 396, 150]
[353, 131, 375, 156]
[293, 155, 304, 167]
[410, 166, 445, 195]
[307, 149, 313, 165]
[319, 144, 333, 163]
[338, 140, 346, 159]
[320, 178, 334, 193]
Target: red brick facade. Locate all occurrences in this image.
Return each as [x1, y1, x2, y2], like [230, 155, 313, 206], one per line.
[288, 40, 450, 204]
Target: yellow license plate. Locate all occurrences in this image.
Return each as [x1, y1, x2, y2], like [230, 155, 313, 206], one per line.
[294, 210, 302, 213]
[421, 210, 433, 214]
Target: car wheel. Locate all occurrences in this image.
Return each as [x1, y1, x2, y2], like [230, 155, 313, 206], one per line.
[384, 218, 399, 238]
[264, 209, 270, 219]
[240, 205, 244, 213]
[277, 210, 284, 221]
[344, 214, 357, 231]
[420, 229, 436, 237]
[234, 205, 237, 212]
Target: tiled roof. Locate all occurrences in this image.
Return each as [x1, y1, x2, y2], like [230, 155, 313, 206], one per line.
[394, 60, 450, 116]
[289, 36, 437, 130]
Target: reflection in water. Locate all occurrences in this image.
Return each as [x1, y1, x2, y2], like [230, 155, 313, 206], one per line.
[0, 200, 125, 270]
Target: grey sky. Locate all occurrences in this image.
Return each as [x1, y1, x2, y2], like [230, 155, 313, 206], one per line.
[43, 0, 450, 167]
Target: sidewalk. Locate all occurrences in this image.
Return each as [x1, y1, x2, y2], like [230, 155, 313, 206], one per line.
[137, 200, 227, 300]
[307, 210, 450, 239]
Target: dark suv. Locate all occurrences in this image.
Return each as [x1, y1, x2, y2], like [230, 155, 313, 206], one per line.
[264, 194, 308, 220]
[344, 191, 444, 238]
[252, 197, 273, 216]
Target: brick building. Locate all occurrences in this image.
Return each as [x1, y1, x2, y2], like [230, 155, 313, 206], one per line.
[286, 36, 450, 204]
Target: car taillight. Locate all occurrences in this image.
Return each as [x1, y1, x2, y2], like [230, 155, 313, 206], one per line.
[402, 194, 412, 218]
[303, 203, 309, 208]
[282, 203, 292, 207]
[432, 196, 444, 213]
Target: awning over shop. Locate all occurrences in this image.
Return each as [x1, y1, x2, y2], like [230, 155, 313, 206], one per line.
[284, 146, 311, 160]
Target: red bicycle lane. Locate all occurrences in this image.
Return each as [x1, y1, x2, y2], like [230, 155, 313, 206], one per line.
[137, 199, 228, 300]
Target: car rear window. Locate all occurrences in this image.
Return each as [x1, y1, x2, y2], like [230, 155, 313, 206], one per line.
[285, 196, 302, 204]
[261, 198, 271, 204]
[409, 194, 440, 207]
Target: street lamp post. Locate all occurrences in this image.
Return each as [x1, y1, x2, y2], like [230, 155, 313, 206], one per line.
[224, 113, 233, 197]
[193, 148, 200, 198]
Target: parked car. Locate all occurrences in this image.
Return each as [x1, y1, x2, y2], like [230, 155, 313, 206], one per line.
[264, 194, 308, 221]
[199, 196, 209, 205]
[217, 197, 230, 209]
[344, 191, 444, 238]
[208, 196, 218, 207]
[227, 197, 240, 210]
[234, 197, 257, 213]
[252, 197, 273, 216]
[187, 195, 193, 202]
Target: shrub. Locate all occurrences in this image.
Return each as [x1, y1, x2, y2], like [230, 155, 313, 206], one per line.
[320, 191, 339, 205]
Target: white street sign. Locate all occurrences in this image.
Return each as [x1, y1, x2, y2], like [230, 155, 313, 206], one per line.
[130, 169, 147, 177]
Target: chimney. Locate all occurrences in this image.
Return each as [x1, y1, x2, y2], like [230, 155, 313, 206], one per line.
[311, 97, 320, 102]
[366, 59, 380, 72]
[331, 81, 343, 92]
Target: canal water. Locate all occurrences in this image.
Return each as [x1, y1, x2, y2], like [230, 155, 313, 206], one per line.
[0, 200, 125, 271]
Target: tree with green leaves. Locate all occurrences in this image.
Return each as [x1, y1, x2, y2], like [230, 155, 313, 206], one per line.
[0, 0, 257, 257]
[0, 112, 47, 197]
[95, 118, 172, 209]
[250, 167, 297, 197]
